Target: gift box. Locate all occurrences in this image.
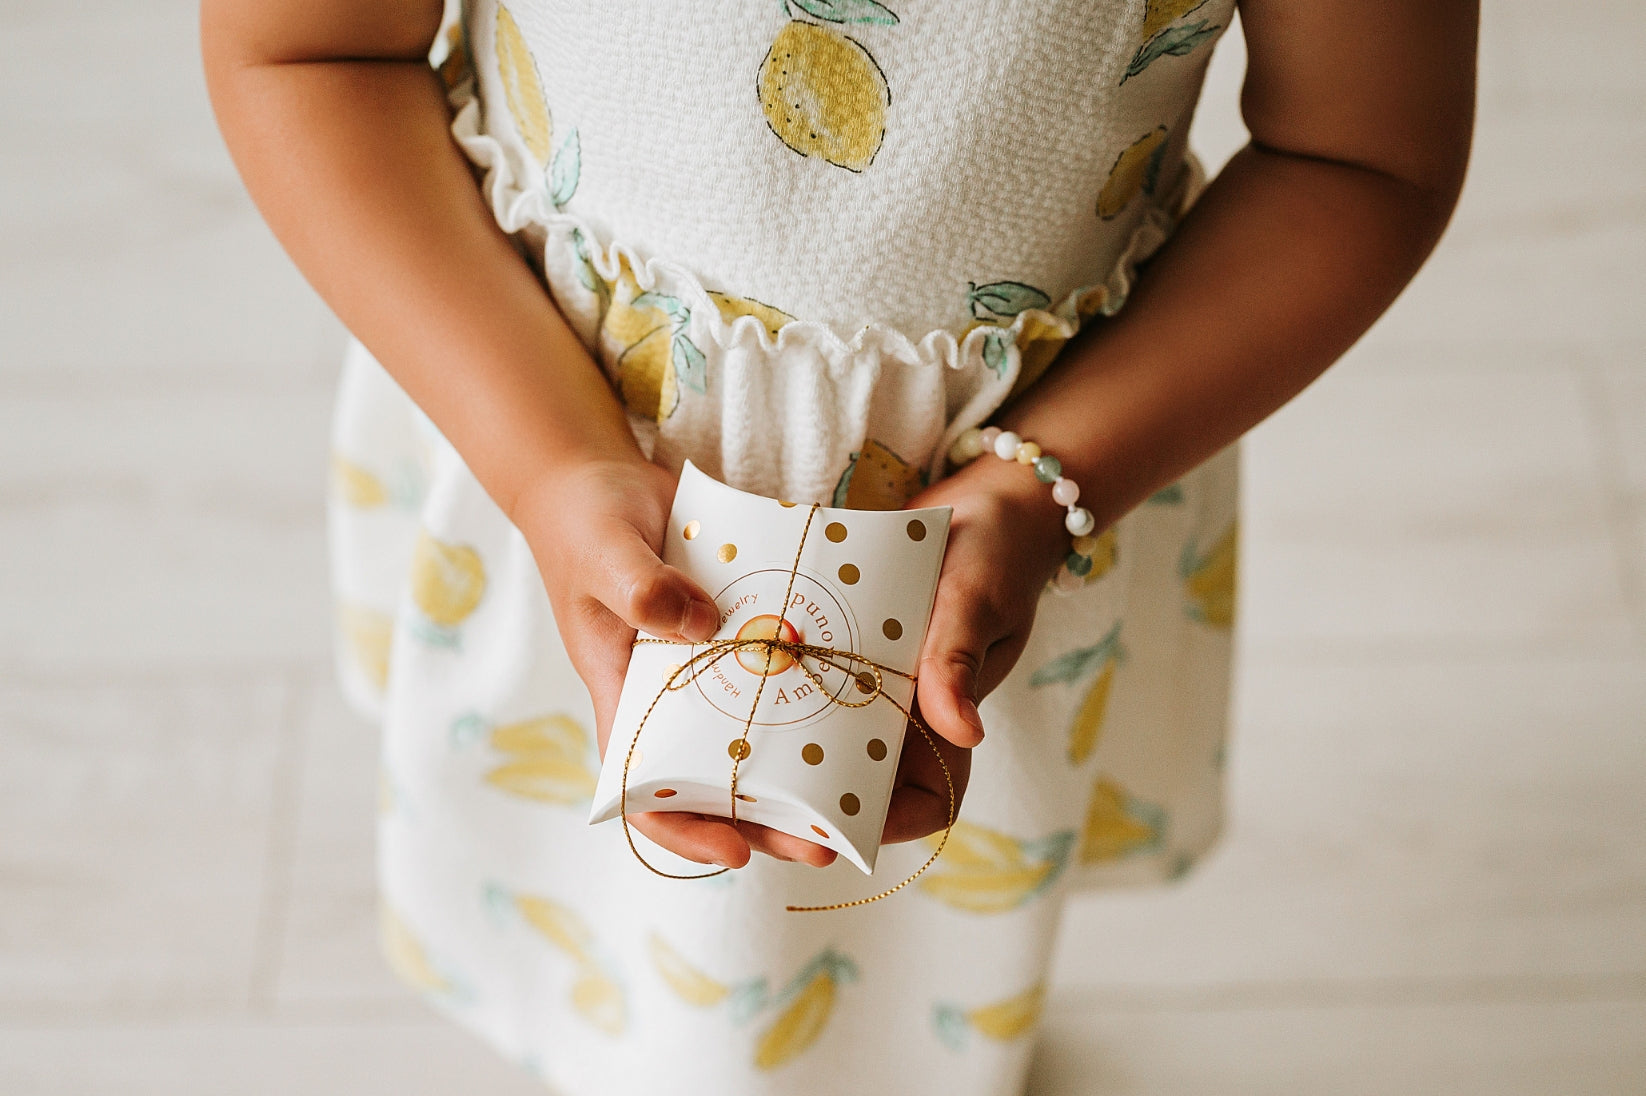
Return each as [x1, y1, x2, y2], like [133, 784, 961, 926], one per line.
[588, 460, 952, 874]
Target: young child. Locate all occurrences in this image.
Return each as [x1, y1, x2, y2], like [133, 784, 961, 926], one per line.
[203, 1, 1476, 1092]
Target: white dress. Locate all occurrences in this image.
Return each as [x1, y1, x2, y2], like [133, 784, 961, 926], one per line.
[328, 1, 1240, 1092]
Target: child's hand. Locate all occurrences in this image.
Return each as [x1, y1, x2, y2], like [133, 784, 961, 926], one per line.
[884, 457, 1070, 843]
[513, 458, 839, 870]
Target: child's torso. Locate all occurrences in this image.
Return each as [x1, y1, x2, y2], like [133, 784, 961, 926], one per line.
[458, 0, 1235, 341]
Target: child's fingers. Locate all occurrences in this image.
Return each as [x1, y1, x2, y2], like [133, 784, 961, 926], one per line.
[735, 822, 838, 867]
[587, 520, 720, 642]
[915, 583, 999, 748]
[628, 811, 752, 869]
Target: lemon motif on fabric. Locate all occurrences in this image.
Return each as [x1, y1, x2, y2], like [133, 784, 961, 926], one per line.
[707, 290, 796, 340]
[920, 821, 1075, 914]
[650, 933, 772, 1021]
[1125, 1, 1224, 84]
[758, 1, 897, 172]
[1098, 126, 1170, 220]
[1180, 520, 1237, 628]
[409, 532, 486, 645]
[487, 884, 628, 1035]
[599, 257, 709, 421]
[964, 280, 1112, 392]
[1079, 777, 1166, 864]
[380, 904, 458, 997]
[330, 453, 426, 510]
[337, 603, 395, 692]
[832, 439, 925, 509]
[496, 2, 580, 207]
[1030, 622, 1125, 765]
[933, 982, 1046, 1050]
[754, 949, 859, 1071]
[452, 711, 599, 806]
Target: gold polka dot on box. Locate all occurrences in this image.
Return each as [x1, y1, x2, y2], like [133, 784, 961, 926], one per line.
[586, 460, 952, 875]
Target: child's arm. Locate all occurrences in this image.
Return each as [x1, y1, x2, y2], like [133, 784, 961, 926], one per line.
[899, 0, 1477, 828]
[201, 0, 836, 869]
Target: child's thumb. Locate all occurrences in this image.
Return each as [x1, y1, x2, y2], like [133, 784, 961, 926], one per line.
[593, 522, 720, 642]
[916, 610, 991, 749]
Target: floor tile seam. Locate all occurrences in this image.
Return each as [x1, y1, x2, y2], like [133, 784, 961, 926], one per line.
[0, 661, 334, 690]
[244, 670, 313, 1015]
[1573, 357, 1646, 647]
[1234, 637, 1646, 665]
[1047, 972, 1646, 1014]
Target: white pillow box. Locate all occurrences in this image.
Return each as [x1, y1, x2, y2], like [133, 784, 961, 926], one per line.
[589, 461, 951, 873]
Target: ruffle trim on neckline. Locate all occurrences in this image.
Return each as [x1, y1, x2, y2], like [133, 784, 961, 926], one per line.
[448, 80, 1198, 375]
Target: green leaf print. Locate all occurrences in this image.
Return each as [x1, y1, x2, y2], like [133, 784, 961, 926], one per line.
[549, 127, 580, 207]
[1148, 483, 1185, 504]
[672, 333, 709, 394]
[968, 280, 1053, 320]
[981, 327, 1011, 379]
[1123, 20, 1222, 83]
[785, 0, 900, 26]
[1030, 622, 1124, 687]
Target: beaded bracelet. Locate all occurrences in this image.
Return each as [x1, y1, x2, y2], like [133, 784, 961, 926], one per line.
[947, 425, 1101, 594]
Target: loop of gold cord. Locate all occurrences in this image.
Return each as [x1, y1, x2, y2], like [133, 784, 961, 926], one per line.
[617, 503, 956, 912]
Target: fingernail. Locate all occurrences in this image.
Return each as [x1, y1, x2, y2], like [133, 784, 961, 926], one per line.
[682, 600, 719, 642]
[960, 697, 985, 740]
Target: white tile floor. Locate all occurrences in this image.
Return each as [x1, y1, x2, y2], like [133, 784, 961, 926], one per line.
[1, 3, 1641, 1094]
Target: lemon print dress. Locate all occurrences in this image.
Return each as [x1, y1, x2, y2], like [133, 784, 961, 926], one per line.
[329, 1, 1239, 1093]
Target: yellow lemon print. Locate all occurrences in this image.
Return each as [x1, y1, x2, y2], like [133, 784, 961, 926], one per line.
[1181, 520, 1237, 628]
[754, 949, 858, 1071]
[831, 439, 924, 510]
[1079, 777, 1166, 864]
[409, 532, 486, 629]
[650, 933, 732, 1007]
[599, 258, 707, 421]
[920, 822, 1075, 914]
[338, 603, 395, 692]
[482, 714, 599, 806]
[571, 967, 627, 1035]
[331, 454, 389, 508]
[707, 290, 796, 340]
[1127, 1, 1223, 84]
[1067, 659, 1116, 766]
[515, 893, 594, 961]
[1029, 622, 1124, 763]
[1079, 526, 1120, 585]
[379, 904, 451, 995]
[501, 888, 629, 1034]
[1098, 127, 1170, 220]
[496, 3, 551, 163]
[934, 982, 1046, 1049]
[758, 2, 898, 173]
[1143, 0, 1209, 42]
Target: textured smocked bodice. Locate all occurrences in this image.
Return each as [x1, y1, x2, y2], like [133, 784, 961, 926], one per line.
[445, 0, 1232, 499]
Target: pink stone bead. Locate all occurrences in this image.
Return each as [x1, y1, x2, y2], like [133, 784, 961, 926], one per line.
[1051, 477, 1079, 506]
[1053, 567, 1085, 594]
[979, 426, 1001, 449]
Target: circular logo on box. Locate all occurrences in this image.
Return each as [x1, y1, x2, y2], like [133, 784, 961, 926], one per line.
[694, 567, 860, 729]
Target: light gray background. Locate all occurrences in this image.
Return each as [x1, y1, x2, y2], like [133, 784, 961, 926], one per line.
[2, 2, 1643, 1093]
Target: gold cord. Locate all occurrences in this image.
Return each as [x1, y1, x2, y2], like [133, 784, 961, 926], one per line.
[617, 503, 956, 912]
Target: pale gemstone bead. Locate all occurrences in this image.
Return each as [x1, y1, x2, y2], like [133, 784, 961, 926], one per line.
[979, 426, 1001, 449]
[949, 427, 985, 462]
[993, 431, 1022, 461]
[1015, 441, 1041, 465]
[1065, 506, 1096, 537]
[1053, 567, 1086, 594]
[1051, 477, 1080, 506]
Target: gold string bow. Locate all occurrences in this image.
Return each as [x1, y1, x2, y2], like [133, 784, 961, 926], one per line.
[618, 502, 955, 912]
